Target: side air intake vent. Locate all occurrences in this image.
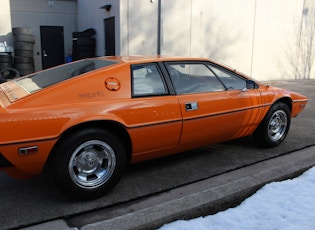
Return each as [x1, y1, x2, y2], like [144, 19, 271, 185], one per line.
[0, 153, 13, 167]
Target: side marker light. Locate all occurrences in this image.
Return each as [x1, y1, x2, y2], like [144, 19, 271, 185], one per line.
[19, 146, 38, 155]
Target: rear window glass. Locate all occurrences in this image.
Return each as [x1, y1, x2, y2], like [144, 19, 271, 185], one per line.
[132, 63, 168, 96]
[15, 59, 118, 93]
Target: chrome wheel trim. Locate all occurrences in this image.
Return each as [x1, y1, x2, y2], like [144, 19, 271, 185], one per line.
[268, 110, 288, 142]
[68, 140, 116, 189]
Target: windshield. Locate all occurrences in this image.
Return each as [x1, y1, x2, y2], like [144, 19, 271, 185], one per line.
[14, 59, 118, 93]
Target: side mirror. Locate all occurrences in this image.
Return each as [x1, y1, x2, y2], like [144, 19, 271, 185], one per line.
[246, 80, 258, 89]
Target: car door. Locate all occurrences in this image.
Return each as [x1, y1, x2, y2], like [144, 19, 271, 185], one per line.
[165, 62, 263, 148]
[128, 63, 182, 159]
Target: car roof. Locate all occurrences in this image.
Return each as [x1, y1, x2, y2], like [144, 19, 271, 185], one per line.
[94, 55, 211, 64]
[95, 56, 248, 77]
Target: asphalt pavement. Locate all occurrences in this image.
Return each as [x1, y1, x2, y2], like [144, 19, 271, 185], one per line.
[14, 79, 315, 230]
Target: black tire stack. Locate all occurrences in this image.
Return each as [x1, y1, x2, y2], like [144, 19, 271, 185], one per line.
[13, 27, 35, 76]
[0, 42, 17, 81]
[72, 28, 96, 61]
[0, 49, 14, 70]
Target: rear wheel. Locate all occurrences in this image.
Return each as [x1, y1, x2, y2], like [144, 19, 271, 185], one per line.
[51, 128, 127, 200]
[254, 102, 291, 147]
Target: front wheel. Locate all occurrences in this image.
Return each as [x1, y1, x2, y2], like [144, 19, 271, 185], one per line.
[51, 128, 127, 200]
[254, 102, 291, 147]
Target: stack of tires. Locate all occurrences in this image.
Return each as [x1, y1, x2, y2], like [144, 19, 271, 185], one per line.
[0, 44, 14, 70]
[13, 27, 35, 76]
[72, 28, 96, 61]
[0, 43, 18, 82]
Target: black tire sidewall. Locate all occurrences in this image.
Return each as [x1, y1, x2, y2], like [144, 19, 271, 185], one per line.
[0, 68, 20, 79]
[0, 54, 13, 63]
[12, 27, 32, 35]
[51, 128, 127, 200]
[77, 37, 96, 46]
[15, 50, 34, 57]
[14, 34, 36, 43]
[254, 102, 291, 147]
[14, 42, 34, 51]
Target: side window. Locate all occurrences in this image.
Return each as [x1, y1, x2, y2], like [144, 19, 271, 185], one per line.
[207, 65, 247, 90]
[166, 63, 225, 94]
[132, 63, 168, 96]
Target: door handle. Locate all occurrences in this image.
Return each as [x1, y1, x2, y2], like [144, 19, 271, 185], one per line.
[43, 50, 48, 57]
[185, 102, 198, 111]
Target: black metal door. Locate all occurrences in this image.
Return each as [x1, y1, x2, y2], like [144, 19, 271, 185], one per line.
[40, 26, 65, 69]
[104, 17, 115, 56]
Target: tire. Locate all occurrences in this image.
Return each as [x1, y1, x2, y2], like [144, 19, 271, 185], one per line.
[14, 56, 34, 63]
[14, 63, 34, 70]
[0, 54, 13, 63]
[77, 37, 96, 46]
[0, 68, 20, 79]
[72, 29, 96, 39]
[77, 45, 95, 52]
[254, 102, 291, 147]
[12, 27, 32, 35]
[51, 128, 127, 200]
[80, 28, 96, 37]
[14, 42, 34, 51]
[0, 62, 13, 69]
[77, 51, 95, 59]
[15, 50, 34, 57]
[14, 34, 35, 43]
[72, 32, 81, 39]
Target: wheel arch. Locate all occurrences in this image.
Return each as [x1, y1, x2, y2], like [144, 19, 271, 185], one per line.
[273, 97, 292, 113]
[45, 120, 132, 169]
[253, 97, 292, 147]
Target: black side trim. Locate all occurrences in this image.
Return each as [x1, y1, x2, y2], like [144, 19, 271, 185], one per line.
[0, 153, 13, 168]
[184, 105, 264, 122]
[128, 119, 182, 129]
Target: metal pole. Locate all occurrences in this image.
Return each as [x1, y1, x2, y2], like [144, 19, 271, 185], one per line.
[157, 0, 161, 55]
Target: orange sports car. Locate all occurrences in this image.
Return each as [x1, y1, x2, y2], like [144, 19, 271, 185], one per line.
[0, 56, 308, 200]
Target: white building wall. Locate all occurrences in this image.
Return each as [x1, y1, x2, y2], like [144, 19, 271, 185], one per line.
[157, 0, 312, 80]
[252, 0, 305, 80]
[161, 0, 192, 57]
[192, 0, 256, 76]
[126, 0, 158, 55]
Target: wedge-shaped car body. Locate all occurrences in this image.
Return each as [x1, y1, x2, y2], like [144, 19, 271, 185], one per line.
[0, 56, 308, 199]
